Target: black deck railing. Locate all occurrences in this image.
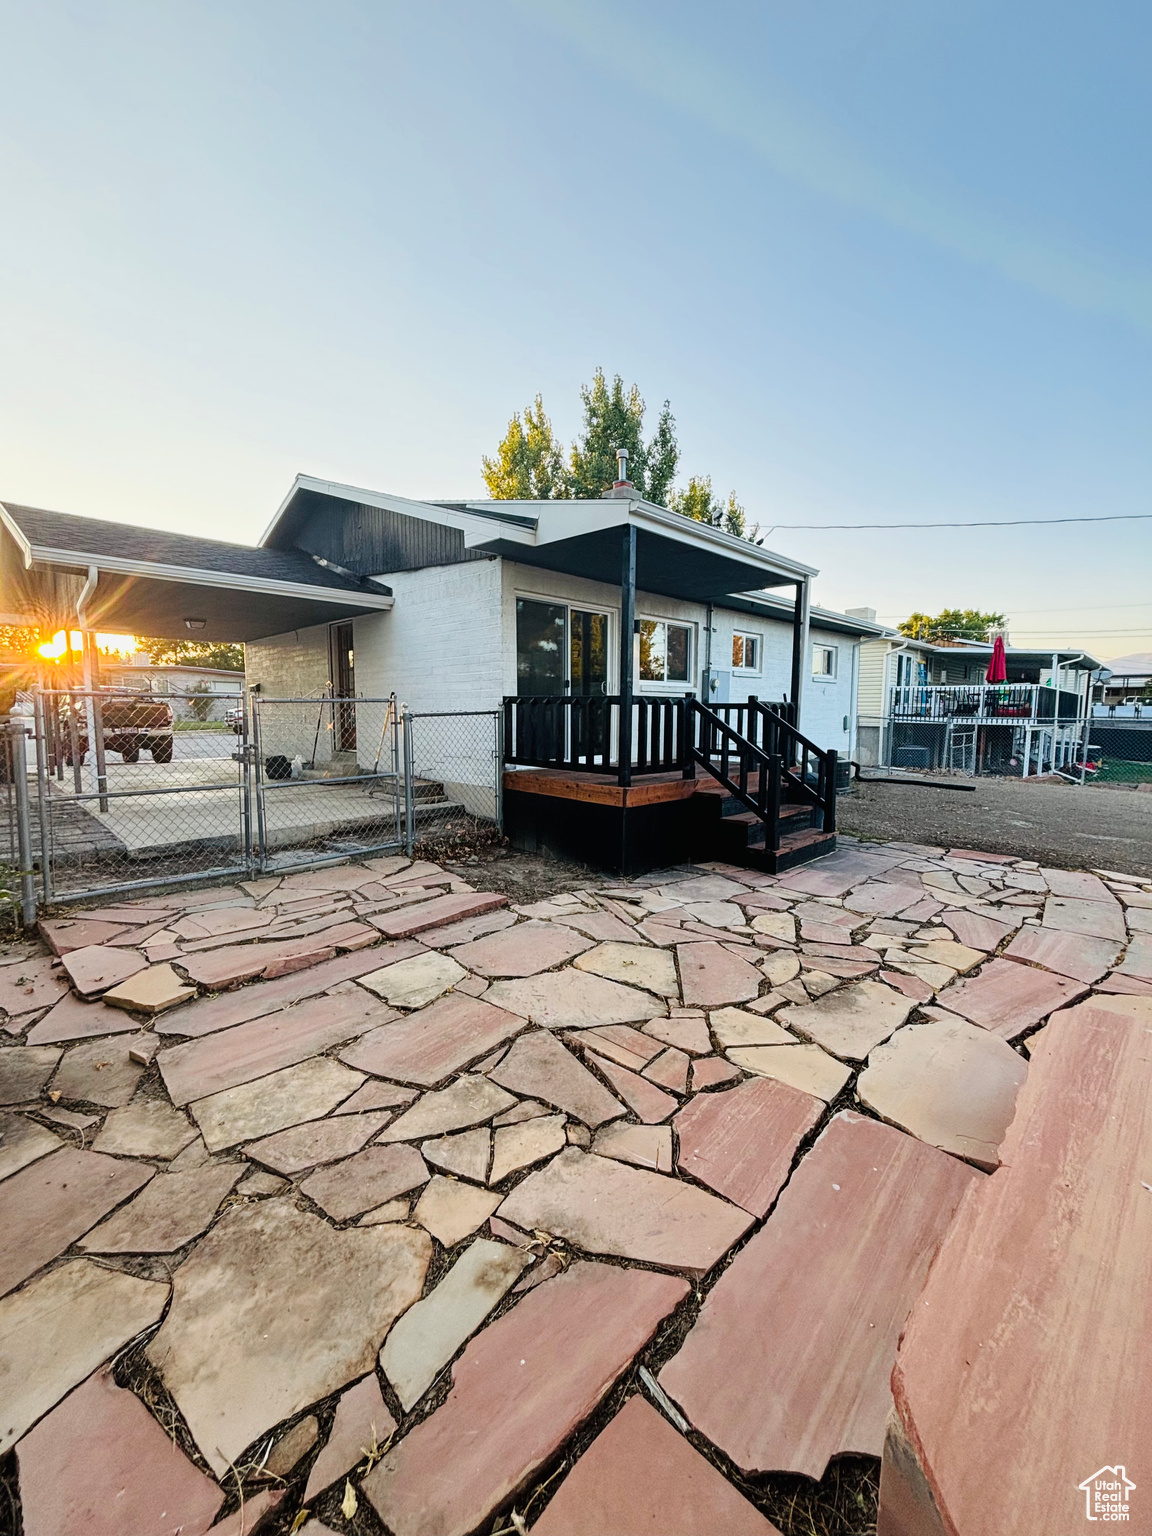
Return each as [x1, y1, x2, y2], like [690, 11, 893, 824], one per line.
[504, 693, 837, 839]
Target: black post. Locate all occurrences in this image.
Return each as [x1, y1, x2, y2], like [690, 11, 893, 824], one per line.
[618, 523, 636, 787]
[789, 579, 808, 724]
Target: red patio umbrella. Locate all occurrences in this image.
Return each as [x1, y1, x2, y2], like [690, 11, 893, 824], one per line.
[986, 634, 1007, 684]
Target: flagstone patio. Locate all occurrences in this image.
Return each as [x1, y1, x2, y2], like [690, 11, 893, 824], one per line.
[0, 837, 1149, 1534]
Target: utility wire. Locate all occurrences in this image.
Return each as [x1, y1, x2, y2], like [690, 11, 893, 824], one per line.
[766, 512, 1152, 531]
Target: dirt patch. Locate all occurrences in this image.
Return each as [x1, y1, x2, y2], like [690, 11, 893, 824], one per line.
[446, 848, 600, 903]
[839, 778, 1152, 877]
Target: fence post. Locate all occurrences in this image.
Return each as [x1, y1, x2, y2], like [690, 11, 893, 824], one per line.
[251, 697, 268, 870]
[495, 708, 505, 831]
[402, 707, 416, 856]
[7, 722, 38, 927]
[32, 691, 53, 901]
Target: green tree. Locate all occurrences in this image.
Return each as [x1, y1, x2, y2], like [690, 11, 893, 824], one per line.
[898, 609, 1006, 643]
[669, 477, 759, 541]
[481, 395, 570, 499]
[568, 370, 679, 502]
[140, 638, 245, 671]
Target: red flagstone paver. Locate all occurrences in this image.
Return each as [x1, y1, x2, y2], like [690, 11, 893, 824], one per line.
[0, 1111, 61, 1181]
[842, 884, 924, 919]
[16, 1365, 223, 1536]
[191, 1057, 364, 1150]
[102, 962, 196, 1015]
[78, 1164, 244, 1252]
[39, 918, 131, 956]
[727, 1042, 852, 1102]
[363, 1262, 689, 1536]
[304, 1372, 396, 1501]
[0, 1045, 62, 1104]
[0, 1260, 170, 1455]
[449, 919, 592, 977]
[0, 957, 68, 1022]
[945, 909, 1016, 951]
[883, 996, 1152, 1536]
[485, 969, 668, 1028]
[674, 1075, 822, 1216]
[659, 1112, 980, 1479]
[880, 969, 934, 1002]
[1098, 969, 1152, 994]
[574, 940, 680, 996]
[779, 979, 914, 1063]
[532, 1395, 781, 1536]
[333, 1078, 418, 1113]
[172, 906, 275, 939]
[690, 1055, 742, 1090]
[898, 895, 944, 922]
[678, 941, 761, 1007]
[154, 945, 419, 1038]
[1002, 926, 1121, 984]
[569, 1022, 663, 1071]
[159, 988, 381, 1104]
[413, 1175, 502, 1245]
[423, 1127, 490, 1180]
[937, 957, 1088, 1040]
[0, 1147, 154, 1297]
[551, 910, 646, 944]
[642, 1013, 712, 1054]
[489, 1114, 567, 1183]
[1042, 895, 1126, 942]
[246, 1110, 393, 1174]
[147, 1199, 431, 1477]
[801, 920, 861, 946]
[203, 1490, 284, 1536]
[1039, 867, 1112, 900]
[339, 993, 526, 1086]
[423, 910, 518, 946]
[52, 1032, 157, 1106]
[175, 928, 368, 989]
[489, 1030, 626, 1127]
[1118, 934, 1152, 981]
[93, 1096, 197, 1158]
[585, 1051, 679, 1122]
[591, 1122, 674, 1172]
[801, 941, 883, 962]
[498, 1147, 753, 1274]
[60, 944, 148, 998]
[857, 1015, 1028, 1169]
[378, 1075, 516, 1142]
[368, 891, 507, 938]
[644, 1044, 691, 1092]
[301, 1142, 430, 1220]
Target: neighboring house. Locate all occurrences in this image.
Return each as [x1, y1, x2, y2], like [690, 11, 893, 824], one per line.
[100, 653, 244, 719]
[850, 613, 1101, 777]
[1093, 651, 1151, 715]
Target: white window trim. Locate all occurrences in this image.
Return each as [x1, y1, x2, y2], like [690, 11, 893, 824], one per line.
[812, 643, 839, 681]
[635, 615, 695, 692]
[731, 630, 763, 675]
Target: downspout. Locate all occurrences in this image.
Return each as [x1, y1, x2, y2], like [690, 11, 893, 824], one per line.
[703, 603, 713, 700]
[75, 565, 109, 811]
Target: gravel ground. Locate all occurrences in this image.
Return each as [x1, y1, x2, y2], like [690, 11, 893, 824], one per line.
[838, 777, 1152, 877]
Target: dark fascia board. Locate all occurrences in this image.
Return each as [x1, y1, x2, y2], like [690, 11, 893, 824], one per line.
[261, 475, 538, 550]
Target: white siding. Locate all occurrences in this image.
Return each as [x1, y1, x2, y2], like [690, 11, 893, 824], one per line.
[802, 627, 856, 757]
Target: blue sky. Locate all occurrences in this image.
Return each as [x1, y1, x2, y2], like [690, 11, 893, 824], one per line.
[1, 0, 1149, 659]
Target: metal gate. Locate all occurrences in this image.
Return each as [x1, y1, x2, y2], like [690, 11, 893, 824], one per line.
[3, 692, 501, 917]
[250, 694, 404, 876]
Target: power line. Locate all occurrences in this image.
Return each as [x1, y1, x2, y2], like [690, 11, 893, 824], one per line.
[766, 512, 1152, 531]
[879, 602, 1152, 617]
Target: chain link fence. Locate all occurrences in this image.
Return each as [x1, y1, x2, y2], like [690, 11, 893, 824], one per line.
[0, 692, 503, 914]
[403, 709, 503, 859]
[1083, 722, 1152, 786]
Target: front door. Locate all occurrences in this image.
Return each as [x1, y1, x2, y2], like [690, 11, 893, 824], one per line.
[330, 622, 356, 751]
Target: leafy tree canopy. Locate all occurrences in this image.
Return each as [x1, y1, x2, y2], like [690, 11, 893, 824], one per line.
[139, 638, 245, 671]
[898, 609, 1007, 643]
[481, 395, 570, 500]
[482, 371, 761, 541]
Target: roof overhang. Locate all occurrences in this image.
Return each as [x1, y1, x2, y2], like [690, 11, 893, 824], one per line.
[264, 476, 816, 603]
[925, 642, 1103, 671]
[0, 506, 393, 642]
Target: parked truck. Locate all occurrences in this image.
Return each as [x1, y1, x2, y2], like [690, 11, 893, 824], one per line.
[59, 692, 174, 765]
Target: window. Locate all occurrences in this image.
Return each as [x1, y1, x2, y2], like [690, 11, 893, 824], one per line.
[812, 644, 838, 679]
[638, 619, 691, 684]
[732, 632, 761, 672]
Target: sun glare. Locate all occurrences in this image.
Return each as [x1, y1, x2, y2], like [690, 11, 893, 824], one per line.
[35, 630, 139, 661]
